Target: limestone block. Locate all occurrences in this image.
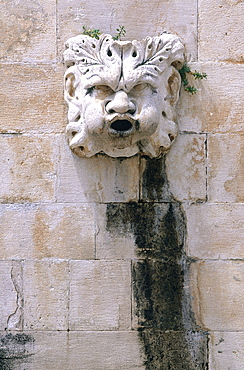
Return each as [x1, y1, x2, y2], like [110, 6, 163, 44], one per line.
[0, 261, 18, 330]
[96, 202, 185, 260]
[208, 134, 244, 202]
[185, 203, 244, 259]
[190, 261, 244, 330]
[0, 0, 56, 62]
[56, 135, 139, 202]
[0, 204, 95, 260]
[177, 63, 244, 133]
[0, 331, 67, 370]
[69, 260, 131, 330]
[57, 0, 197, 61]
[23, 260, 69, 330]
[209, 331, 244, 370]
[0, 64, 64, 133]
[68, 331, 144, 369]
[199, 0, 244, 62]
[95, 204, 136, 260]
[0, 135, 56, 203]
[166, 134, 206, 201]
[0, 331, 144, 369]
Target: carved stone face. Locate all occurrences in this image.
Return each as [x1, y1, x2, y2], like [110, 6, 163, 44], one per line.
[64, 33, 184, 158]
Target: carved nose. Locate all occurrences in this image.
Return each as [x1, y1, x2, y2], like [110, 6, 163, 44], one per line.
[105, 91, 136, 114]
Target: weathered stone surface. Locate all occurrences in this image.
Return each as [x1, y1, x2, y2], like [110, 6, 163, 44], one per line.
[23, 260, 69, 330]
[166, 133, 206, 201]
[132, 260, 184, 331]
[0, 0, 243, 367]
[0, 332, 35, 369]
[6, 261, 23, 331]
[0, 0, 56, 62]
[56, 135, 139, 202]
[57, 0, 197, 61]
[0, 135, 57, 203]
[0, 64, 64, 133]
[140, 156, 174, 202]
[199, 0, 244, 62]
[177, 63, 244, 133]
[67, 331, 145, 369]
[95, 204, 136, 259]
[209, 331, 244, 370]
[190, 261, 244, 330]
[0, 262, 18, 330]
[208, 134, 244, 202]
[0, 331, 66, 370]
[0, 204, 95, 260]
[97, 202, 185, 260]
[0, 331, 144, 369]
[136, 330, 208, 370]
[69, 260, 131, 330]
[185, 203, 244, 259]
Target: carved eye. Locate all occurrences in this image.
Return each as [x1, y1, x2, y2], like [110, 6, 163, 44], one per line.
[94, 85, 113, 93]
[131, 83, 148, 92]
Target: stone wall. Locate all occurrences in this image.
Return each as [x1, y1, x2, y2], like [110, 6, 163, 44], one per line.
[0, 0, 243, 369]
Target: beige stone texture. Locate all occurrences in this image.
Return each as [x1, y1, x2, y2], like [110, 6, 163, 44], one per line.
[185, 203, 244, 259]
[22, 331, 68, 370]
[0, 0, 56, 62]
[177, 63, 244, 133]
[166, 133, 206, 201]
[0, 204, 95, 260]
[0, 63, 65, 133]
[209, 331, 244, 370]
[0, 261, 18, 330]
[199, 0, 244, 62]
[208, 134, 244, 202]
[95, 204, 136, 260]
[0, 331, 67, 370]
[0, 331, 144, 369]
[67, 331, 144, 369]
[57, 0, 197, 61]
[23, 260, 69, 330]
[190, 261, 244, 331]
[56, 135, 139, 202]
[0, 135, 57, 203]
[69, 260, 131, 330]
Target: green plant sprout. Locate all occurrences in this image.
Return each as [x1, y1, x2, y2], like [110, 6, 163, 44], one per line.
[179, 63, 207, 94]
[112, 25, 126, 40]
[82, 25, 126, 41]
[82, 26, 101, 40]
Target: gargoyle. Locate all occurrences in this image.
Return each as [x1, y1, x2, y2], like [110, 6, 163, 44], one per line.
[63, 32, 184, 158]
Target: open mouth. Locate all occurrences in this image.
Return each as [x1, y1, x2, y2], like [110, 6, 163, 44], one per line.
[110, 120, 133, 132]
[108, 116, 137, 137]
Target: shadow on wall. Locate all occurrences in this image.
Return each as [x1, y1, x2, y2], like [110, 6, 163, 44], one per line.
[106, 156, 208, 369]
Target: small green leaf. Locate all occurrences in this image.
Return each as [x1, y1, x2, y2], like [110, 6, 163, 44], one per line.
[179, 63, 207, 95]
[112, 25, 126, 40]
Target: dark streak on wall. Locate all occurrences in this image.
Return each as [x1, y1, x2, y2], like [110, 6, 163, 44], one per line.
[0, 333, 35, 369]
[106, 156, 208, 369]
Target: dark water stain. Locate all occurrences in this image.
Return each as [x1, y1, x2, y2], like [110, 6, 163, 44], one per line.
[0, 333, 35, 369]
[132, 260, 184, 331]
[141, 157, 173, 202]
[106, 156, 208, 369]
[106, 202, 184, 260]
